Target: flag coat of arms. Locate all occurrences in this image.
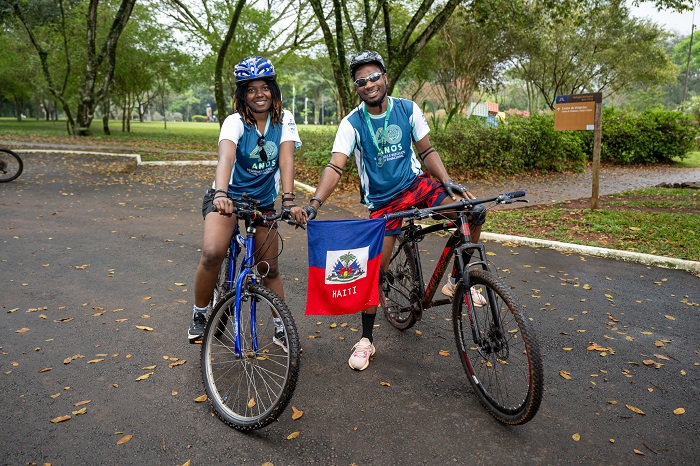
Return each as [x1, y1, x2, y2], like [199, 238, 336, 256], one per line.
[306, 218, 386, 315]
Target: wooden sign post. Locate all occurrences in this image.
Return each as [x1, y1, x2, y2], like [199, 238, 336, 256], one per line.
[554, 92, 603, 209]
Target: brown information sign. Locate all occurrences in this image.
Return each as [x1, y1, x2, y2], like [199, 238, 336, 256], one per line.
[554, 92, 602, 131]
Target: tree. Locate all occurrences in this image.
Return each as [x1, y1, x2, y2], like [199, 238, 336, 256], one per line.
[160, 0, 319, 125]
[308, 0, 462, 116]
[6, 0, 136, 135]
[509, 1, 677, 111]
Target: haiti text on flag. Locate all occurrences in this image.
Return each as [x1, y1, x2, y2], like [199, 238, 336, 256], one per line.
[306, 218, 386, 315]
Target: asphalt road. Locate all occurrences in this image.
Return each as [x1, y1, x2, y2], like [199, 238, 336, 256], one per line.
[2, 153, 699, 465]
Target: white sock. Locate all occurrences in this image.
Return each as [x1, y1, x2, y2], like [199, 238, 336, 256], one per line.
[273, 317, 284, 332]
[193, 304, 209, 317]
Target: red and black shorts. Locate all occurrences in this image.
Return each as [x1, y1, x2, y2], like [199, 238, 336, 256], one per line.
[369, 174, 448, 235]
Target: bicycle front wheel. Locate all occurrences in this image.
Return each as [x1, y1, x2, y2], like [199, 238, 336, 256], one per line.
[211, 249, 231, 309]
[381, 237, 419, 330]
[0, 148, 23, 182]
[452, 269, 543, 425]
[201, 284, 301, 430]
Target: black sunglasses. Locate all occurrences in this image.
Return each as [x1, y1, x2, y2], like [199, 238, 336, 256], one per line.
[354, 72, 383, 88]
[257, 135, 267, 162]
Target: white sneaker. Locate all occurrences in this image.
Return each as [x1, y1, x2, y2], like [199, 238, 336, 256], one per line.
[441, 281, 486, 306]
[348, 337, 375, 371]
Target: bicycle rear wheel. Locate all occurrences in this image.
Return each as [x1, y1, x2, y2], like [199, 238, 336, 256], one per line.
[452, 269, 543, 425]
[201, 284, 301, 430]
[381, 237, 419, 330]
[0, 148, 23, 182]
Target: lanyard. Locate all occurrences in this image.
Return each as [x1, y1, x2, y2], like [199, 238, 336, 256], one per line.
[255, 114, 271, 137]
[362, 98, 392, 154]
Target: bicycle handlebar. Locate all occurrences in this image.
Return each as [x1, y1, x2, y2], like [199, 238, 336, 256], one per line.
[213, 193, 306, 230]
[383, 190, 527, 221]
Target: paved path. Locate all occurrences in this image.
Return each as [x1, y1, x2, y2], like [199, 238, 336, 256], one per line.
[1, 152, 699, 465]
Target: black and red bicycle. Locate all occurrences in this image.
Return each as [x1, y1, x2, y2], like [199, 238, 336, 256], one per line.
[381, 190, 543, 425]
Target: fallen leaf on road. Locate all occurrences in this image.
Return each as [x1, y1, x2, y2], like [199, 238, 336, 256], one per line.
[87, 359, 104, 364]
[15, 328, 30, 333]
[38, 367, 52, 373]
[438, 350, 450, 356]
[380, 381, 391, 387]
[135, 372, 153, 381]
[674, 408, 685, 415]
[72, 407, 87, 415]
[633, 449, 645, 456]
[559, 370, 572, 380]
[572, 433, 580, 442]
[51, 415, 71, 423]
[194, 394, 207, 402]
[116, 434, 132, 445]
[168, 359, 186, 368]
[291, 406, 303, 420]
[626, 404, 645, 415]
[135, 325, 153, 331]
[74, 400, 91, 406]
[287, 431, 300, 440]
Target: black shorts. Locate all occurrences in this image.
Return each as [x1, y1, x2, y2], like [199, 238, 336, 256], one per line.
[201, 189, 276, 227]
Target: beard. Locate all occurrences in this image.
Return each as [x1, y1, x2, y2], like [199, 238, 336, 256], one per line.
[361, 90, 387, 109]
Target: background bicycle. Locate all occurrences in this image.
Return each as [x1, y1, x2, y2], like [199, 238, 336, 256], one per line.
[200, 195, 302, 431]
[0, 148, 23, 182]
[381, 191, 543, 425]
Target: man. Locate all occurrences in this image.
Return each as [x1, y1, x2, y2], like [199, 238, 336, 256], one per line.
[303, 50, 486, 370]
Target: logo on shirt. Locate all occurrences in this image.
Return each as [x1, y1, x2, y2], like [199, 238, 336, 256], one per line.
[374, 124, 403, 167]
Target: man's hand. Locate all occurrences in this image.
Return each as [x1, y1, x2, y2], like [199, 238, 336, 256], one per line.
[304, 205, 317, 221]
[442, 179, 468, 200]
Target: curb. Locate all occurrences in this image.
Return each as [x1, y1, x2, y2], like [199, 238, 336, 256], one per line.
[16, 148, 700, 275]
[480, 233, 700, 274]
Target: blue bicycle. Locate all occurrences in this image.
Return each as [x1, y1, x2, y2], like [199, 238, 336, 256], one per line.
[201, 194, 302, 430]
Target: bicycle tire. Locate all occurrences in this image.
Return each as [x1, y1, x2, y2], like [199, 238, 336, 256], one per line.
[211, 249, 232, 309]
[201, 284, 301, 430]
[452, 269, 543, 425]
[382, 237, 419, 330]
[0, 148, 23, 182]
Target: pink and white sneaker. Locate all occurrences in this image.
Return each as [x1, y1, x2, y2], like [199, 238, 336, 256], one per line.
[348, 337, 376, 371]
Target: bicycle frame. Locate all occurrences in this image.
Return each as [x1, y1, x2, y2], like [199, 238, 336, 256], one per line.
[397, 212, 489, 313]
[223, 222, 261, 356]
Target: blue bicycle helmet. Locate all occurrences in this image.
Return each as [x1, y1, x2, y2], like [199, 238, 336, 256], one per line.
[349, 50, 386, 79]
[234, 56, 277, 85]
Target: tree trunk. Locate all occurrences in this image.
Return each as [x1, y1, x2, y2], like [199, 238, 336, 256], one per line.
[102, 94, 111, 135]
[215, 0, 246, 127]
[14, 97, 24, 122]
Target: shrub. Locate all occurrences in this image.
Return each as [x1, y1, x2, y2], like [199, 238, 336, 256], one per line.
[191, 115, 208, 122]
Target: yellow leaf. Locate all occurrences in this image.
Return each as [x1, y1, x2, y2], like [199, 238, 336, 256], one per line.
[143, 296, 152, 301]
[287, 431, 300, 440]
[329, 323, 337, 328]
[142, 365, 157, 370]
[625, 404, 645, 415]
[642, 359, 655, 366]
[415, 330, 422, 336]
[291, 406, 303, 420]
[380, 381, 391, 387]
[609, 438, 615, 443]
[50, 415, 71, 423]
[681, 370, 687, 376]
[135, 325, 153, 331]
[582, 284, 591, 290]
[172, 390, 178, 396]
[654, 340, 664, 348]
[175, 282, 186, 286]
[38, 367, 52, 373]
[654, 354, 670, 361]
[7, 308, 19, 313]
[562, 348, 573, 351]
[15, 328, 30, 333]
[674, 408, 685, 415]
[135, 372, 153, 381]
[115, 318, 128, 322]
[116, 434, 132, 445]
[247, 397, 256, 408]
[572, 433, 581, 442]
[194, 394, 208, 402]
[633, 449, 645, 456]
[665, 315, 675, 321]
[640, 331, 653, 335]
[74, 400, 91, 406]
[182, 461, 191, 466]
[72, 407, 87, 415]
[438, 350, 450, 356]
[559, 370, 572, 380]
[168, 359, 186, 368]
[87, 359, 104, 364]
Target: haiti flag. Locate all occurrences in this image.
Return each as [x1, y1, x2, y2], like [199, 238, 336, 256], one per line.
[306, 218, 386, 315]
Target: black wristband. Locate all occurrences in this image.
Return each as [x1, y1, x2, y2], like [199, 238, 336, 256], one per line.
[214, 195, 228, 200]
[310, 196, 324, 207]
[214, 189, 228, 195]
[282, 197, 295, 203]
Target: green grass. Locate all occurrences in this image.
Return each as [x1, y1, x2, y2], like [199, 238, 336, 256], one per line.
[486, 188, 700, 262]
[674, 151, 700, 168]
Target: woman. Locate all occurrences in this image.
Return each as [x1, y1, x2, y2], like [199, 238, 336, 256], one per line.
[189, 56, 305, 345]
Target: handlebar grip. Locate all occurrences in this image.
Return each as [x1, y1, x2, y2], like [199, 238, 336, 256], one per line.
[505, 190, 526, 199]
[384, 209, 418, 221]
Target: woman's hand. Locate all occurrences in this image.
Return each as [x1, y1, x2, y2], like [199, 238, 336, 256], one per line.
[214, 196, 234, 216]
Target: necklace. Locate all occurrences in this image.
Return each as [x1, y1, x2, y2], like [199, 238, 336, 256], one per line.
[362, 98, 392, 155]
